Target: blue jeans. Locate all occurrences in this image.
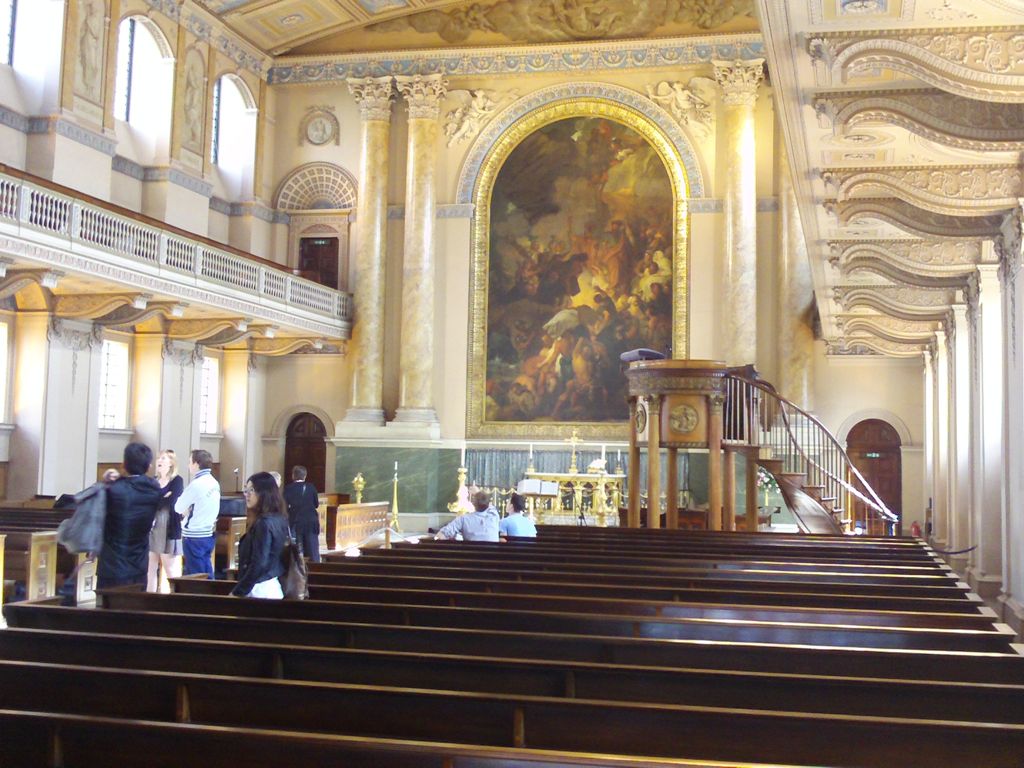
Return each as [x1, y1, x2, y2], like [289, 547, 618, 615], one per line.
[183, 535, 216, 579]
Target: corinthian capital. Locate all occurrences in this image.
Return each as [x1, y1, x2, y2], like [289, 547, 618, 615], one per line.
[395, 74, 449, 120]
[347, 76, 394, 122]
[713, 58, 765, 107]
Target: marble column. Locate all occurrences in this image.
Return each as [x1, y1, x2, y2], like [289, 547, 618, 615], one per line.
[392, 73, 447, 429]
[921, 348, 935, 538]
[932, 328, 950, 549]
[714, 59, 764, 366]
[775, 140, 814, 409]
[967, 264, 1003, 598]
[646, 395, 662, 529]
[342, 76, 394, 426]
[949, 303, 972, 572]
[999, 206, 1024, 632]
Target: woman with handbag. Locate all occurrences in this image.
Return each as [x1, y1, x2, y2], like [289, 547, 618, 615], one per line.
[232, 472, 290, 599]
[147, 449, 184, 593]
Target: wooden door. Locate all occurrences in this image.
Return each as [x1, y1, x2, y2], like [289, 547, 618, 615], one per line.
[298, 237, 340, 289]
[846, 419, 902, 536]
[284, 413, 327, 493]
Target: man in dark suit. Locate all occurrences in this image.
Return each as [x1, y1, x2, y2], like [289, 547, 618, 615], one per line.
[282, 465, 320, 563]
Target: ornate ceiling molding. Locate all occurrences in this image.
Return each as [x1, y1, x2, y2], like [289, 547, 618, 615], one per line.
[821, 165, 1022, 215]
[837, 257, 971, 287]
[815, 88, 1024, 151]
[828, 336, 927, 357]
[832, 284, 955, 320]
[825, 198, 1004, 238]
[809, 29, 1024, 102]
[51, 293, 145, 320]
[164, 318, 245, 340]
[248, 337, 326, 356]
[829, 239, 984, 271]
[838, 314, 942, 343]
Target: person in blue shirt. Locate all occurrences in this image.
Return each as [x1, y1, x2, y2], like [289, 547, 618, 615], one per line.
[499, 492, 537, 539]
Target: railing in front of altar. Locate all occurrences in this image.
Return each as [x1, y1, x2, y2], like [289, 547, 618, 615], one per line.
[0, 169, 353, 327]
[722, 374, 899, 535]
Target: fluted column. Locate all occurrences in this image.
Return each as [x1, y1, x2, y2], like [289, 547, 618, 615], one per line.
[714, 58, 764, 366]
[392, 73, 447, 427]
[968, 264, 1003, 598]
[775, 140, 814, 408]
[342, 76, 394, 426]
[921, 348, 934, 538]
[932, 328, 950, 548]
[949, 303, 972, 572]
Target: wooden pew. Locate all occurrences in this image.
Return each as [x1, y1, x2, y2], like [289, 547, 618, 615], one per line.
[2, 627, 1024, 727]
[0, 511, 96, 604]
[96, 588, 1019, 653]
[0, 710, 828, 768]
[324, 501, 389, 551]
[307, 560, 986, 614]
[215, 515, 247, 572]
[10, 602, 1024, 685]
[171, 575, 996, 631]
[1, 659, 1023, 767]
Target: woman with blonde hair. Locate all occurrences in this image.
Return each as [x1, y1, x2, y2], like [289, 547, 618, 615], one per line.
[147, 449, 184, 593]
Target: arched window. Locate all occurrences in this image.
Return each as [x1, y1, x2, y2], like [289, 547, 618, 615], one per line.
[0, 0, 16, 66]
[113, 16, 173, 160]
[210, 73, 257, 200]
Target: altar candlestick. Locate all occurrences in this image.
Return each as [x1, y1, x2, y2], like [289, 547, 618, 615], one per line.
[394, 460, 398, 474]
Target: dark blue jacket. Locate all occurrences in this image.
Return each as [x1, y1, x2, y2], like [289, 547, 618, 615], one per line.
[97, 475, 162, 588]
[282, 481, 320, 529]
[232, 513, 289, 596]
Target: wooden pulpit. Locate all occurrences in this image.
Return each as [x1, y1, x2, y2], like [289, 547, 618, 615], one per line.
[624, 359, 728, 530]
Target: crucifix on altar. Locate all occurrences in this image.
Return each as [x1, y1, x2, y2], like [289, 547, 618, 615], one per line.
[564, 428, 582, 474]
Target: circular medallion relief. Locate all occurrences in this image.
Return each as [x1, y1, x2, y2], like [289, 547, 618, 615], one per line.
[669, 404, 699, 434]
[305, 115, 335, 146]
[634, 405, 647, 434]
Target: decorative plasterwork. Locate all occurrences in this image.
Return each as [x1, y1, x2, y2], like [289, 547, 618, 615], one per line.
[827, 336, 926, 357]
[394, 73, 449, 120]
[165, 318, 246, 341]
[51, 293, 140, 319]
[47, 317, 103, 350]
[162, 338, 205, 367]
[815, 88, 1024, 151]
[997, 201, 1023, 274]
[249, 337, 327, 355]
[346, 76, 394, 122]
[275, 162, 358, 211]
[837, 257, 971, 287]
[838, 314, 941, 342]
[269, 34, 764, 83]
[829, 239, 983, 271]
[455, 81, 705, 203]
[832, 284, 955, 319]
[444, 89, 519, 146]
[821, 165, 1022, 215]
[809, 29, 1024, 102]
[713, 58, 765, 106]
[825, 198, 1004, 238]
[645, 78, 716, 135]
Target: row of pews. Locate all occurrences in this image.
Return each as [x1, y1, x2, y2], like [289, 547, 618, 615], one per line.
[2, 525, 1023, 766]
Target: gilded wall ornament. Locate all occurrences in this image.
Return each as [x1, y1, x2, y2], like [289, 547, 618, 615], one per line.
[669, 404, 699, 433]
[367, 0, 754, 44]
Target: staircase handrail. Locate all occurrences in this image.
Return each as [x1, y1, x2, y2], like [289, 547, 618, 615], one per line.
[726, 375, 898, 525]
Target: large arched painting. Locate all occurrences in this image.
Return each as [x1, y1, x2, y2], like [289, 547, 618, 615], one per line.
[482, 116, 674, 427]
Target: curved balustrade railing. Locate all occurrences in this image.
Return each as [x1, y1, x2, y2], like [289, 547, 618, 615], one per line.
[723, 374, 898, 535]
[0, 171, 352, 325]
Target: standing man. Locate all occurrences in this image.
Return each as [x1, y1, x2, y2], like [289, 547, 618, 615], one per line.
[176, 449, 221, 578]
[435, 491, 500, 542]
[283, 465, 321, 563]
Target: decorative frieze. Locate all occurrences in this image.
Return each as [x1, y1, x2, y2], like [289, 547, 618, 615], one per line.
[829, 239, 983, 270]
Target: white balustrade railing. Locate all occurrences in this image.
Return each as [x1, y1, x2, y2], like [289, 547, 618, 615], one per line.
[0, 171, 352, 325]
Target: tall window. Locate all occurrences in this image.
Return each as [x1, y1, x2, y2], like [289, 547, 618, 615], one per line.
[199, 356, 220, 434]
[0, 0, 16, 66]
[210, 74, 257, 199]
[98, 340, 130, 430]
[112, 16, 173, 159]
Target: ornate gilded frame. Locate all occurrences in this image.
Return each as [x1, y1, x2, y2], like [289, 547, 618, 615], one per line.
[467, 97, 691, 440]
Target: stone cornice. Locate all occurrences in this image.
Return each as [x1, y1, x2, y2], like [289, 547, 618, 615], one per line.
[270, 34, 764, 84]
[825, 198, 1004, 239]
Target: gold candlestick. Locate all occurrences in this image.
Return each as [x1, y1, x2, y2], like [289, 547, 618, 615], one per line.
[352, 472, 365, 504]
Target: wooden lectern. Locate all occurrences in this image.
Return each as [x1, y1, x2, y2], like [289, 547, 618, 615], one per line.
[624, 359, 729, 530]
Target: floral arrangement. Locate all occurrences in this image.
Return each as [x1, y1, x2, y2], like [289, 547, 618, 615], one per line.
[756, 467, 779, 492]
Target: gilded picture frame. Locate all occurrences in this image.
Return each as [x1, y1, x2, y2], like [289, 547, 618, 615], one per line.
[467, 98, 691, 440]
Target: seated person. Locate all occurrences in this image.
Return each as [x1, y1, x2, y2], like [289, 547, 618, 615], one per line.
[435, 491, 500, 542]
[499, 492, 537, 539]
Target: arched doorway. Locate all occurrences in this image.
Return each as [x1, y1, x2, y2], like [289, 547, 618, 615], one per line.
[284, 413, 327, 493]
[846, 419, 902, 536]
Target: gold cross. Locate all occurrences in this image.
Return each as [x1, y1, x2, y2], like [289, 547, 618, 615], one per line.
[564, 428, 581, 474]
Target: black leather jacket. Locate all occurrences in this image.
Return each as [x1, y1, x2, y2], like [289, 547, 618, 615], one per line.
[231, 513, 289, 596]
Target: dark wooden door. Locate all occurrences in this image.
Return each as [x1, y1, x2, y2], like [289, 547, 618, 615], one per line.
[284, 413, 327, 493]
[298, 237, 339, 289]
[846, 419, 902, 536]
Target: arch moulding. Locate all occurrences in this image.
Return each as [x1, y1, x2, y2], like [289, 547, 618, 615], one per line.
[268, 404, 337, 439]
[837, 409, 914, 447]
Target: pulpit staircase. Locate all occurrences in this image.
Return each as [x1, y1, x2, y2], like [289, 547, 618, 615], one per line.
[723, 374, 899, 536]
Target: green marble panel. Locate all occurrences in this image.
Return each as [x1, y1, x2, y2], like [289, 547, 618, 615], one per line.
[336, 447, 461, 516]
